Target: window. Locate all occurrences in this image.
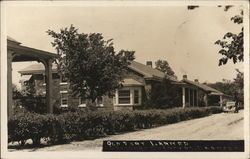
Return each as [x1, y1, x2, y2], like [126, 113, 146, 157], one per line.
[118, 90, 131, 104]
[134, 89, 139, 104]
[79, 97, 87, 107]
[60, 92, 68, 107]
[116, 87, 141, 105]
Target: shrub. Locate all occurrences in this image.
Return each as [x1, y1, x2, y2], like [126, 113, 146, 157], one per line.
[8, 111, 45, 146]
[8, 106, 222, 147]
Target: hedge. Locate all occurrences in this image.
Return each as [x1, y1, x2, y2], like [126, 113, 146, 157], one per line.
[8, 106, 222, 146]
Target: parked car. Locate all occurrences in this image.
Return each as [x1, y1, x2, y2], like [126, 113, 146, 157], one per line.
[223, 102, 237, 113]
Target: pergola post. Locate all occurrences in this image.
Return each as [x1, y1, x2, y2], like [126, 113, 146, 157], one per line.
[44, 59, 53, 113]
[7, 51, 13, 119]
[182, 87, 185, 108]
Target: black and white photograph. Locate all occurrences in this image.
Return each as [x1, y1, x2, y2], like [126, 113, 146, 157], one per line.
[1, 1, 249, 159]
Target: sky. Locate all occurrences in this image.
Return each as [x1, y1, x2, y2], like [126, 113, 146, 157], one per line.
[5, 3, 244, 88]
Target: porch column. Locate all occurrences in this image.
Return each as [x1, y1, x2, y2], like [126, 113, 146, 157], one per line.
[204, 94, 208, 106]
[7, 51, 13, 119]
[182, 87, 185, 108]
[192, 89, 195, 107]
[188, 88, 191, 107]
[115, 89, 119, 105]
[131, 88, 134, 105]
[220, 95, 223, 107]
[196, 90, 199, 106]
[44, 59, 53, 113]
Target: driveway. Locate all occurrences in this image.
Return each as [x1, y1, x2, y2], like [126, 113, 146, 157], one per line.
[9, 110, 244, 152]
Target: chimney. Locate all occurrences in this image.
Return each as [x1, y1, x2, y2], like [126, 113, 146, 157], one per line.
[194, 79, 199, 82]
[183, 75, 187, 80]
[146, 61, 152, 67]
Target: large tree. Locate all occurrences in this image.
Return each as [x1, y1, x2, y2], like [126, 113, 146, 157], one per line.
[155, 59, 177, 79]
[47, 25, 135, 104]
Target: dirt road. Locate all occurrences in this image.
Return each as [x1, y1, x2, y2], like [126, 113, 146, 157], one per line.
[10, 110, 244, 152]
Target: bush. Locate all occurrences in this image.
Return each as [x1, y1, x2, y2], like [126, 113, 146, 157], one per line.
[8, 106, 222, 147]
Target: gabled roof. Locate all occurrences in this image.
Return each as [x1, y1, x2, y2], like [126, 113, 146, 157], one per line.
[182, 79, 224, 95]
[18, 63, 57, 75]
[19, 61, 178, 82]
[7, 36, 21, 45]
[128, 61, 178, 82]
[121, 78, 144, 86]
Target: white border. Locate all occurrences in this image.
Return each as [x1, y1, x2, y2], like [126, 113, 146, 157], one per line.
[243, 2, 250, 158]
[1, 1, 249, 159]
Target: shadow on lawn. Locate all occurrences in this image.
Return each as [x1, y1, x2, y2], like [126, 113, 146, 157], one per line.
[8, 135, 109, 151]
[8, 130, 146, 151]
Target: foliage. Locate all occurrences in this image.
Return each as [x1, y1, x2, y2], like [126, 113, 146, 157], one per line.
[233, 69, 244, 103]
[47, 25, 135, 104]
[214, 7, 244, 65]
[9, 106, 222, 147]
[12, 84, 22, 99]
[187, 5, 244, 65]
[146, 78, 182, 109]
[207, 69, 244, 102]
[19, 96, 47, 114]
[12, 83, 47, 113]
[207, 80, 235, 97]
[155, 59, 177, 79]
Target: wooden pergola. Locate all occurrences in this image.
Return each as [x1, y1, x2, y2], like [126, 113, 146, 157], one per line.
[7, 37, 58, 119]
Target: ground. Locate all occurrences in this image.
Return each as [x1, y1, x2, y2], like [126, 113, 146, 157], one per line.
[9, 110, 244, 152]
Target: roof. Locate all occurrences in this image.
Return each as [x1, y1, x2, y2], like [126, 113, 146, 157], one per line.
[121, 78, 144, 86]
[18, 63, 57, 74]
[182, 79, 224, 95]
[8, 36, 58, 62]
[19, 61, 178, 82]
[128, 61, 178, 81]
[7, 36, 21, 45]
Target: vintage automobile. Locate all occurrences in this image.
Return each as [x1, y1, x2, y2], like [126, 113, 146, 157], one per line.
[223, 101, 237, 113]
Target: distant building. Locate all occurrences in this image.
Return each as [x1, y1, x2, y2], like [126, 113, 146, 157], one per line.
[19, 61, 230, 111]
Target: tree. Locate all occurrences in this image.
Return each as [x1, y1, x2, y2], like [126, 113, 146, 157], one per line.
[207, 80, 235, 97]
[47, 25, 135, 104]
[207, 69, 244, 103]
[155, 59, 177, 79]
[187, 5, 244, 65]
[146, 78, 182, 109]
[233, 69, 244, 103]
[215, 9, 243, 66]
[12, 84, 22, 99]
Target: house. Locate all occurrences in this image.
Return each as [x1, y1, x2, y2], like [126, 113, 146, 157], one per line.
[18, 60, 229, 111]
[181, 75, 232, 107]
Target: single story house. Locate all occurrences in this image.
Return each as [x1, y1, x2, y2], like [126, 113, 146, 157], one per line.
[18, 61, 230, 111]
[180, 75, 233, 107]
